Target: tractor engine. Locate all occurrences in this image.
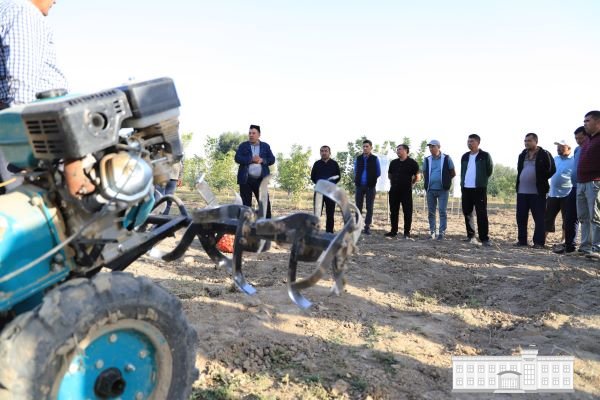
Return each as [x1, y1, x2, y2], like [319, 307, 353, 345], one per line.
[0, 78, 184, 310]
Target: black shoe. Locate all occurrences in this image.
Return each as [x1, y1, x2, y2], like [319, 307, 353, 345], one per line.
[513, 242, 528, 247]
[532, 243, 546, 249]
[553, 246, 575, 254]
[463, 237, 478, 244]
[384, 232, 397, 238]
[481, 240, 492, 247]
[362, 228, 371, 235]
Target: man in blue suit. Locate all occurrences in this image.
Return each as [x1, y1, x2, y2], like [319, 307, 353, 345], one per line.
[235, 124, 276, 218]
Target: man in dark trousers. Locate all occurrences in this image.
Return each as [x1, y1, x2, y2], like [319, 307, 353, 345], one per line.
[235, 124, 276, 218]
[460, 134, 493, 246]
[515, 132, 556, 248]
[422, 139, 456, 240]
[577, 111, 600, 259]
[354, 139, 381, 235]
[385, 144, 420, 239]
[310, 145, 341, 233]
[554, 126, 587, 254]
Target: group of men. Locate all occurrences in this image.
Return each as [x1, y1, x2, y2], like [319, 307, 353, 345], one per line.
[346, 136, 492, 245]
[515, 116, 600, 259]
[306, 121, 600, 261]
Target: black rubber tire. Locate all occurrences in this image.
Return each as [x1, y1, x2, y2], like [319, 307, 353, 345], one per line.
[0, 272, 198, 400]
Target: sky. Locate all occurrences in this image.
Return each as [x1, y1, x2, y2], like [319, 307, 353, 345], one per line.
[51, 0, 599, 168]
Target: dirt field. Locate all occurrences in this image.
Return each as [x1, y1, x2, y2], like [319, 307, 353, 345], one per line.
[129, 194, 600, 399]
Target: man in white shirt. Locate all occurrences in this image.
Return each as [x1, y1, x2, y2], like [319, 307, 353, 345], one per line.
[460, 134, 494, 246]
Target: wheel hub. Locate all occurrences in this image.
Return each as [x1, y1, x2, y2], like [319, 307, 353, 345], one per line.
[94, 367, 126, 398]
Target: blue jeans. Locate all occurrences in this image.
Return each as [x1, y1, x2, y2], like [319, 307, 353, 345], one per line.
[355, 185, 376, 228]
[576, 181, 600, 253]
[516, 193, 546, 246]
[156, 179, 178, 215]
[426, 189, 449, 234]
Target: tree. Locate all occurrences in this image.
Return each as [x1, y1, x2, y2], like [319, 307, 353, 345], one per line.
[203, 135, 238, 192]
[412, 139, 429, 194]
[217, 132, 246, 155]
[488, 164, 517, 203]
[413, 139, 428, 166]
[181, 132, 239, 191]
[204, 150, 237, 192]
[180, 132, 207, 188]
[276, 145, 312, 203]
[182, 155, 207, 188]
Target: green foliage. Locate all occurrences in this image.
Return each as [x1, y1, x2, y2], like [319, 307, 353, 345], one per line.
[203, 135, 237, 192]
[181, 132, 238, 192]
[413, 140, 429, 193]
[182, 155, 207, 188]
[217, 132, 246, 155]
[276, 144, 312, 203]
[414, 139, 428, 166]
[205, 150, 237, 192]
[373, 140, 397, 155]
[488, 164, 517, 203]
[180, 131, 194, 149]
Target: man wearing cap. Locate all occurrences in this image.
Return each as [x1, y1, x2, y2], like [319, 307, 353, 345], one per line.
[544, 139, 574, 250]
[554, 127, 588, 254]
[353, 139, 381, 235]
[235, 124, 276, 218]
[515, 133, 556, 248]
[577, 111, 600, 259]
[460, 134, 493, 246]
[422, 139, 456, 240]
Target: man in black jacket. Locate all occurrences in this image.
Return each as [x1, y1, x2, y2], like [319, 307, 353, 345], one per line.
[354, 140, 381, 235]
[311, 145, 341, 233]
[460, 134, 494, 246]
[515, 133, 556, 248]
[385, 144, 420, 239]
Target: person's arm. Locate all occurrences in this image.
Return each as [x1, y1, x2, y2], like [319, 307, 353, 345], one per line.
[310, 161, 318, 184]
[412, 161, 421, 184]
[547, 151, 556, 178]
[448, 156, 456, 179]
[487, 153, 494, 177]
[413, 171, 421, 184]
[375, 158, 381, 178]
[234, 142, 252, 165]
[263, 144, 276, 166]
[3, 6, 47, 105]
[333, 160, 341, 184]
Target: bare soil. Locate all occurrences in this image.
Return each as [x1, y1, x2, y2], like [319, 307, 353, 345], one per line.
[129, 198, 600, 400]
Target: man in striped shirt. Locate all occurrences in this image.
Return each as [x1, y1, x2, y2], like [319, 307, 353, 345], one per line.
[0, 0, 67, 107]
[0, 0, 67, 192]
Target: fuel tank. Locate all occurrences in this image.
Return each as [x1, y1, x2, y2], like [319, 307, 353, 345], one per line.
[0, 186, 70, 312]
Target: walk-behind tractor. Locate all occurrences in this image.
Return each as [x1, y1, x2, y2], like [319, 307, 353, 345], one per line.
[0, 78, 361, 399]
